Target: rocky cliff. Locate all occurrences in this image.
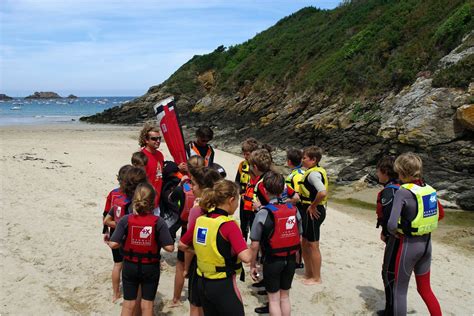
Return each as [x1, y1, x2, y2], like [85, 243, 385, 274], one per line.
[82, 1, 474, 210]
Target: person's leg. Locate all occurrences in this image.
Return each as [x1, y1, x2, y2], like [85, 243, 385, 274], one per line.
[140, 299, 154, 316]
[133, 287, 142, 316]
[112, 261, 123, 302]
[301, 238, 313, 279]
[280, 290, 291, 316]
[382, 236, 400, 315]
[171, 259, 185, 306]
[268, 291, 282, 316]
[190, 304, 204, 316]
[414, 239, 441, 316]
[121, 300, 136, 316]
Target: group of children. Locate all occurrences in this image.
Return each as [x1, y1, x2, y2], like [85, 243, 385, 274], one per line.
[101, 123, 443, 316]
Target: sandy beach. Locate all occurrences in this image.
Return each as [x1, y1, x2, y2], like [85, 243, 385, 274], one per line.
[0, 123, 472, 315]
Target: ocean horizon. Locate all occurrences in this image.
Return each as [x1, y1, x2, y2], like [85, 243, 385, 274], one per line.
[0, 96, 136, 126]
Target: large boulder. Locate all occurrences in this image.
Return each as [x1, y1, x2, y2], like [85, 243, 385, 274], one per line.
[456, 104, 474, 131]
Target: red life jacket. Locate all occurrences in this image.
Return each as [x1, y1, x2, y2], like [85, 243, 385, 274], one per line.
[180, 182, 195, 222]
[111, 192, 130, 223]
[264, 203, 300, 257]
[122, 214, 161, 264]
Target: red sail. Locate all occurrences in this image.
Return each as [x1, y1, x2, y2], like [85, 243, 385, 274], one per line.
[154, 97, 187, 165]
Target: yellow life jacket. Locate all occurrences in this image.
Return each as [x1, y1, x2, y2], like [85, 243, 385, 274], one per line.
[285, 167, 304, 193]
[193, 213, 242, 279]
[299, 165, 328, 206]
[397, 183, 438, 236]
[238, 160, 251, 191]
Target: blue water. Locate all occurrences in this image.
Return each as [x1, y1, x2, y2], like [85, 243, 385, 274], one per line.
[0, 97, 136, 126]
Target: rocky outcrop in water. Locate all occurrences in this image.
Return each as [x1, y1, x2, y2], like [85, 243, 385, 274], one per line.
[67, 94, 78, 99]
[0, 94, 13, 101]
[25, 91, 62, 99]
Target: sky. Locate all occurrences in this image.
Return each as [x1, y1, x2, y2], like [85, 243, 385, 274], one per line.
[0, 0, 341, 97]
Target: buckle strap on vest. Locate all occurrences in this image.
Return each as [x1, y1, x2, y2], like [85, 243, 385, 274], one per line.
[268, 244, 300, 256]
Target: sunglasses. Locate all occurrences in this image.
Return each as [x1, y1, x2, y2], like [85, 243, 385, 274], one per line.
[149, 136, 161, 142]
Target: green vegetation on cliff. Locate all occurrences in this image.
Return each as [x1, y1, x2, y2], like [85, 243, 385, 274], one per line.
[162, 0, 473, 97]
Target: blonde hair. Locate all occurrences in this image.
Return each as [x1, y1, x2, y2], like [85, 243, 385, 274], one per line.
[248, 149, 273, 173]
[187, 156, 205, 174]
[139, 123, 161, 147]
[394, 152, 423, 179]
[133, 183, 156, 214]
[199, 180, 239, 211]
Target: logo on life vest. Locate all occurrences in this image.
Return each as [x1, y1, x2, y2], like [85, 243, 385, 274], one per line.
[196, 227, 208, 245]
[161, 123, 167, 133]
[422, 193, 437, 217]
[140, 226, 152, 238]
[286, 216, 296, 230]
[115, 206, 121, 218]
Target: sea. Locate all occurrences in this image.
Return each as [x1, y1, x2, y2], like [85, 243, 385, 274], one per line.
[0, 96, 136, 126]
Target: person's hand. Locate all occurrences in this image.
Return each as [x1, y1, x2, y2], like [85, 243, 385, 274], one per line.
[103, 233, 110, 243]
[253, 200, 261, 211]
[307, 205, 320, 220]
[380, 232, 386, 242]
[179, 174, 190, 185]
[250, 267, 259, 282]
[183, 270, 188, 279]
[178, 162, 188, 172]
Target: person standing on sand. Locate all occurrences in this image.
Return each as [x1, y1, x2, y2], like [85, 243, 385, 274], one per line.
[139, 124, 165, 207]
[298, 146, 328, 285]
[387, 153, 443, 316]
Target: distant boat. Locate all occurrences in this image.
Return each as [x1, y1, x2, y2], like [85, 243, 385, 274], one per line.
[10, 106, 22, 110]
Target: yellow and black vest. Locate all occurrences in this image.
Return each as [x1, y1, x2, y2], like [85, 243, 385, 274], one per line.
[299, 165, 328, 206]
[285, 167, 304, 193]
[237, 160, 251, 192]
[193, 210, 242, 279]
[397, 183, 438, 236]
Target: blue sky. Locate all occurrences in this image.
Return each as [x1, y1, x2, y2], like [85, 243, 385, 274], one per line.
[1, 0, 340, 97]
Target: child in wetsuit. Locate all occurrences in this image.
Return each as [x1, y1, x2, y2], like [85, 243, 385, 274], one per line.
[235, 137, 260, 241]
[387, 153, 444, 316]
[375, 156, 400, 315]
[179, 180, 252, 316]
[249, 171, 302, 316]
[108, 183, 175, 316]
[102, 164, 133, 302]
[187, 126, 215, 167]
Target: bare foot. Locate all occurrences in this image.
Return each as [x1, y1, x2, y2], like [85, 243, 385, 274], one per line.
[168, 300, 183, 308]
[112, 293, 122, 303]
[302, 278, 322, 285]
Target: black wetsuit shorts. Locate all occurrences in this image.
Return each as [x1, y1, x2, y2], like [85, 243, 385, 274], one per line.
[122, 260, 160, 301]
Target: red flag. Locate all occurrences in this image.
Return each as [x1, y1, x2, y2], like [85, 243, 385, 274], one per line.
[154, 97, 187, 164]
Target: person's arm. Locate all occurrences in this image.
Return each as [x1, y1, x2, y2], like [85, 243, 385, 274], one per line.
[388, 190, 405, 236]
[238, 248, 252, 264]
[380, 188, 396, 240]
[156, 217, 175, 252]
[437, 200, 445, 221]
[108, 216, 127, 249]
[104, 213, 116, 229]
[249, 241, 260, 281]
[307, 172, 327, 219]
[209, 146, 215, 166]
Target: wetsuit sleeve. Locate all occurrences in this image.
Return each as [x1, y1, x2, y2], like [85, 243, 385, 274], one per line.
[219, 222, 248, 255]
[308, 172, 326, 193]
[156, 217, 174, 247]
[103, 191, 113, 233]
[388, 190, 409, 235]
[380, 187, 396, 237]
[437, 200, 445, 221]
[108, 208, 114, 217]
[110, 215, 129, 243]
[286, 185, 296, 198]
[181, 221, 196, 246]
[249, 209, 268, 241]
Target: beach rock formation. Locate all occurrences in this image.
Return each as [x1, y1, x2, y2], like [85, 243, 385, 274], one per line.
[25, 91, 62, 99]
[82, 2, 474, 209]
[0, 94, 14, 101]
[67, 94, 78, 99]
